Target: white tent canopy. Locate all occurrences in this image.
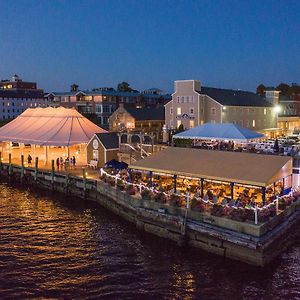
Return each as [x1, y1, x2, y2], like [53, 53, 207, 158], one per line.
[173, 123, 264, 142]
[0, 107, 107, 146]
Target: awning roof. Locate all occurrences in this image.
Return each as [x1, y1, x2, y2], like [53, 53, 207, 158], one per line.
[173, 123, 264, 141]
[129, 147, 292, 187]
[0, 107, 107, 146]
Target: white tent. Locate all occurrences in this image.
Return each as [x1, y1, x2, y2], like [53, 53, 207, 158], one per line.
[0, 107, 107, 146]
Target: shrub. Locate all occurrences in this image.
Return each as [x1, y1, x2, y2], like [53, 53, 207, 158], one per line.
[169, 194, 181, 207]
[153, 192, 167, 204]
[210, 204, 224, 217]
[141, 189, 153, 200]
[278, 198, 286, 210]
[268, 204, 276, 217]
[258, 208, 271, 223]
[190, 198, 205, 212]
[229, 208, 247, 222]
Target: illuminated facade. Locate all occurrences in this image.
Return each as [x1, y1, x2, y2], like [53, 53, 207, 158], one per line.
[165, 80, 278, 135]
[0, 75, 48, 120]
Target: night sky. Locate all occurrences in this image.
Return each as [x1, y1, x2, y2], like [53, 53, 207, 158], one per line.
[1, 0, 299, 93]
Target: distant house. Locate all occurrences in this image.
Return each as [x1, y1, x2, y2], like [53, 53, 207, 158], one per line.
[108, 104, 165, 142]
[87, 132, 119, 168]
[45, 88, 171, 129]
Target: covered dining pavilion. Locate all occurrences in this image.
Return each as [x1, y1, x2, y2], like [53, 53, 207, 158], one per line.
[0, 107, 106, 167]
[129, 147, 293, 206]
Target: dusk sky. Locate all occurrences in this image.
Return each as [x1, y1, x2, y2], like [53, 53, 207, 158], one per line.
[1, 0, 300, 93]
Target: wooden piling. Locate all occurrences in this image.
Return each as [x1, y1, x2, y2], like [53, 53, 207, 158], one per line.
[8, 153, 12, 177]
[83, 168, 87, 198]
[21, 155, 24, 183]
[34, 157, 38, 181]
[51, 159, 55, 190]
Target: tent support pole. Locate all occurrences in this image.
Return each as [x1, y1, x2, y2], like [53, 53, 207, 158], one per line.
[67, 146, 70, 158]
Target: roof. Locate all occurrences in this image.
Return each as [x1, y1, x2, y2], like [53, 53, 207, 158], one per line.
[0, 107, 106, 146]
[129, 147, 292, 187]
[125, 106, 165, 121]
[173, 123, 264, 141]
[45, 90, 171, 99]
[199, 86, 273, 107]
[95, 132, 119, 149]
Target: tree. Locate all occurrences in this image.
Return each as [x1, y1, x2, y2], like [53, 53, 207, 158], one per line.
[70, 83, 79, 92]
[276, 83, 290, 95]
[289, 84, 300, 96]
[117, 82, 135, 93]
[256, 84, 266, 96]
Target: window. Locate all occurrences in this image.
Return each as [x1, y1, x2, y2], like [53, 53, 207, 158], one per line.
[252, 120, 256, 127]
[191, 96, 194, 103]
[186, 96, 189, 103]
[177, 120, 182, 128]
[181, 97, 184, 103]
[177, 96, 180, 103]
[264, 108, 267, 115]
[211, 108, 216, 115]
[258, 119, 261, 127]
[170, 108, 173, 114]
[177, 107, 181, 115]
[190, 108, 194, 115]
[240, 120, 243, 126]
[189, 120, 195, 128]
[246, 120, 250, 127]
[233, 120, 236, 124]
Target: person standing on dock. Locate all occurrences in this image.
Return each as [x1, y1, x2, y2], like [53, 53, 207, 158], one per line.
[27, 154, 32, 166]
[56, 157, 60, 170]
[72, 156, 76, 168]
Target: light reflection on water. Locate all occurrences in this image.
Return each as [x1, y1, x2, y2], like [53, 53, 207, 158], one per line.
[0, 183, 300, 299]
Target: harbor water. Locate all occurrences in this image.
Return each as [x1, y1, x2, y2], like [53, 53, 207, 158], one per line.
[0, 183, 300, 299]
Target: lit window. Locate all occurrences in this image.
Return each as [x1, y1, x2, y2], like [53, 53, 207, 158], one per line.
[177, 120, 182, 128]
[252, 120, 255, 127]
[264, 108, 267, 115]
[177, 107, 181, 115]
[189, 120, 195, 128]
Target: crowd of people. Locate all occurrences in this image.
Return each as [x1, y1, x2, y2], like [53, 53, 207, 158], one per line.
[56, 156, 76, 170]
[25, 154, 76, 170]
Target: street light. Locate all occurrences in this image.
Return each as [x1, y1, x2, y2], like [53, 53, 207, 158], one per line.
[274, 105, 281, 113]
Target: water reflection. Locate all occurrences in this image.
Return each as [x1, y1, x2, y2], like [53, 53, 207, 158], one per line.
[0, 183, 300, 299]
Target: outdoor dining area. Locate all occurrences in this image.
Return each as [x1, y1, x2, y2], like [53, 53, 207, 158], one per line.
[129, 146, 293, 207]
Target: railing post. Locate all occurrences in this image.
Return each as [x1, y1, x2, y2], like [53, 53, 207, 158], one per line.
[51, 159, 55, 189]
[254, 206, 258, 225]
[34, 157, 38, 181]
[173, 174, 177, 193]
[262, 187, 266, 206]
[82, 168, 87, 197]
[200, 178, 204, 198]
[8, 153, 12, 176]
